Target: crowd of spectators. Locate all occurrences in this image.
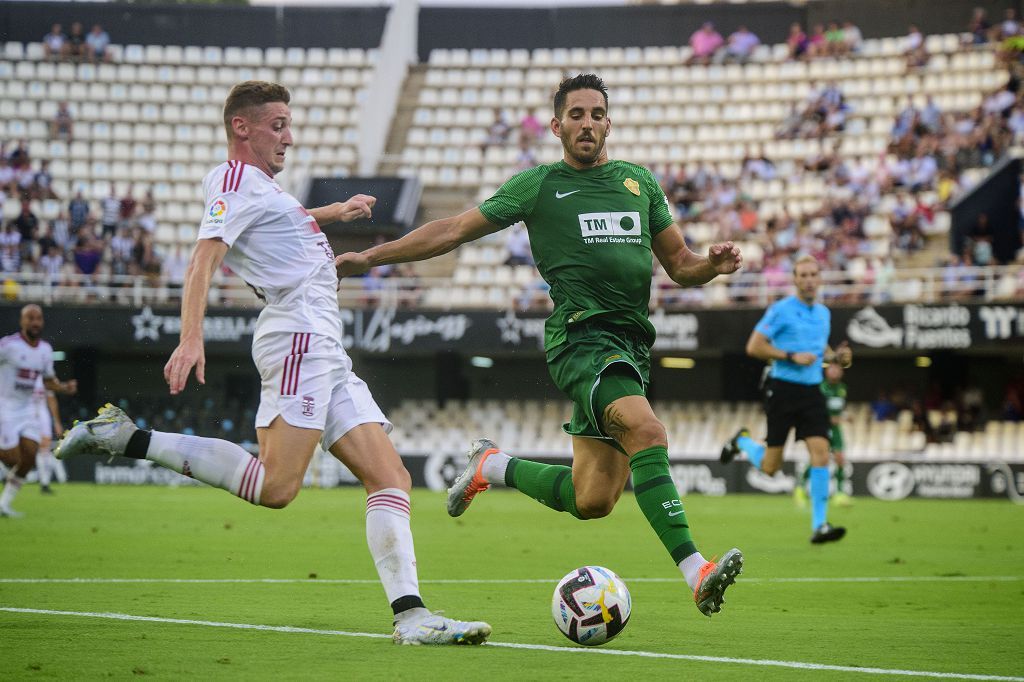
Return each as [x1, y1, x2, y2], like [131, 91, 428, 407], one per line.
[0, 138, 176, 300]
[42, 21, 111, 63]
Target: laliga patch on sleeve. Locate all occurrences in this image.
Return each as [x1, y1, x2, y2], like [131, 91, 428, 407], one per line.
[205, 198, 228, 225]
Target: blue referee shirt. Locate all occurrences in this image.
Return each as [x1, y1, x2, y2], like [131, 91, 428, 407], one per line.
[754, 295, 831, 385]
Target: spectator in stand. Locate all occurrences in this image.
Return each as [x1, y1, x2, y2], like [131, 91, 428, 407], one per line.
[805, 23, 828, 59]
[10, 200, 39, 264]
[919, 96, 943, 135]
[131, 231, 162, 283]
[8, 140, 30, 171]
[965, 7, 990, 45]
[513, 139, 538, 172]
[965, 212, 997, 266]
[841, 20, 863, 55]
[50, 101, 74, 142]
[110, 225, 135, 280]
[72, 234, 103, 284]
[0, 157, 16, 201]
[32, 160, 58, 201]
[824, 21, 846, 57]
[908, 149, 938, 192]
[100, 186, 120, 239]
[504, 222, 534, 266]
[61, 22, 87, 62]
[786, 22, 809, 61]
[741, 146, 776, 180]
[38, 244, 64, 287]
[0, 223, 21, 273]
[136, 188, 157, 234]
[721, 25, 760, 64]
[85, 23, 111, 64]
[481, 108, 511, 154]
[119, 184, 137, 226]
[68, 190, 90, 236]
[42, 23, 66, 62]
[890, 192, 923, 252]
[904, 24, 929, 69]
[519, 111, 543, 149]
[687, 22, 724, 66]
[51, 211, 70, 251]
[37, 222, 59, 259]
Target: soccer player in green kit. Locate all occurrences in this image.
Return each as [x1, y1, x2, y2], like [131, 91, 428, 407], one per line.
[336, 74, 744, 617]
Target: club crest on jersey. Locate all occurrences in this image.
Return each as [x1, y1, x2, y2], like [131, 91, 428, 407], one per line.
[207, 199, 227, 224]
[578, 211, 643, 243]
[623, 178, 640, 196]
[302, 395, 315, 417]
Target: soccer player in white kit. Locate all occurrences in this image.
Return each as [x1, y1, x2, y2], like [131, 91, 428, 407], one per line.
[0, 304, 77, 517]
[33, 374, 67, 493]
[57, 81, 491, 645]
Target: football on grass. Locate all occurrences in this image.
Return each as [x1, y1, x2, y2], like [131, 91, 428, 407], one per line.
[551, 566, 631, 646]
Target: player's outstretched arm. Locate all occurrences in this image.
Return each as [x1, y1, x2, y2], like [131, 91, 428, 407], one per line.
[335, 207, 501, 277]
[652, 226, 742, 287]
[43, 376, 76, 395]
[309, 194, 376, 227]
[164, 238, 229, 395]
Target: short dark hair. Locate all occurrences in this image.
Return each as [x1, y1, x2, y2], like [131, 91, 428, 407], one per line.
[553, 73, 608, 118]
[223, 80, 291, 141]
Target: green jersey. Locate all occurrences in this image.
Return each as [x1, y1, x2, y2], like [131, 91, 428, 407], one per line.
[820, 380, 847, 416]
[478, 159, 674, 351]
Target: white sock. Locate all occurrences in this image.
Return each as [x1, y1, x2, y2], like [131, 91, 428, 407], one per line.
[365, 488, 421, 604]
[481, 451, 511, 486]
[146, 431, 265, 505]
[37, 450, 53, 486]
[0, 474, 24, 510]
[52, 456, 68, 483]
[679, 551, 708, 591]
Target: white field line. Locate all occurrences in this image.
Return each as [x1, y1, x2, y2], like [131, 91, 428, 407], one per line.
[0, 575, 1020, 585]
[0, 606, 1021, 682]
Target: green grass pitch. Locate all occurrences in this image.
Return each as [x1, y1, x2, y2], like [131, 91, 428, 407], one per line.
[1, 484, 1022, 680]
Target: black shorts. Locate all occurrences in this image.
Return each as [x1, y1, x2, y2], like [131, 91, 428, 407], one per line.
[763, 378, 830, 447]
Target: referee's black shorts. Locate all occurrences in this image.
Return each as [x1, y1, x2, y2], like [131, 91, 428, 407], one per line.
[763, 377, 831, 447]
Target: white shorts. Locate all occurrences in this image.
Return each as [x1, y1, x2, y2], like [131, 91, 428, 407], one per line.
[0, 404, 41, 449]
[252, 331, 391, 451]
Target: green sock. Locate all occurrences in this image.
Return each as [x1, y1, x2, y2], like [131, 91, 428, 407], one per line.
[505, 458, 580, 519]
[630, 446, 697, 563]
[835, 465, 845, 488]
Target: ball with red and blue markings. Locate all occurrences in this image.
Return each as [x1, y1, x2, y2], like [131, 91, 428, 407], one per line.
[551, 565, 631, 646]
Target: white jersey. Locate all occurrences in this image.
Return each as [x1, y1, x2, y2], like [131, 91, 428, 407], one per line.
[0, 333, 55, 410]
[197, 160, 342, 342]
[32, 374, 53, 426]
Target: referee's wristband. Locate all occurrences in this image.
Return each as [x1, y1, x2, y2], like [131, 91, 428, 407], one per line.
[785, 351, 794, 362]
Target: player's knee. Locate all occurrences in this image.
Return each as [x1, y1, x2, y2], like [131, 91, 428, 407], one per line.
[628, 419, 668, 449]
[260, 480, 301, 509]
[576, 496, 616, 519]
[361, 464, 411, 493]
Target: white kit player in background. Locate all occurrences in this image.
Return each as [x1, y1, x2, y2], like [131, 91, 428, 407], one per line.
[32, 374, 68, 493]
[0, 304, 77, 517]
[57, 81, 491, 645]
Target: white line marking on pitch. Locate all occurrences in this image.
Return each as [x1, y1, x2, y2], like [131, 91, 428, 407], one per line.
[0, 606, 1020, 682]
[0, 575, 1019, 585]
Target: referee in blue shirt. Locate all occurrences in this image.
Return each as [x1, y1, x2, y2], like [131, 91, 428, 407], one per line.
[721, 255, 852, 544]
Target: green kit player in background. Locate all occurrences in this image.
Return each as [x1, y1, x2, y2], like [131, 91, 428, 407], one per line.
[796, 363, 853, 508]
[337, 74, 744, 617]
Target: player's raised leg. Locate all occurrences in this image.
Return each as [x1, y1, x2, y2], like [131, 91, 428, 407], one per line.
[55, 405, 318, 508]
[331, 421, 490, 645]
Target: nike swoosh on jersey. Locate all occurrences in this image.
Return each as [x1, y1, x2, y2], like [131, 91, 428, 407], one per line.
[555, 190, 581, 199]
[668, 510, 685, 517]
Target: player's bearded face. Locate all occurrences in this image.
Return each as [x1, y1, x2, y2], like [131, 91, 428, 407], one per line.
[556, 89, 609, 166]
[21, 309, 43, 340]
[250, 102, 293, 175]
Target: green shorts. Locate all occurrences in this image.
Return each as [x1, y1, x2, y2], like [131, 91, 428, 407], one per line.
[829, 424, 845, 452]
[546, 322, 650, 446]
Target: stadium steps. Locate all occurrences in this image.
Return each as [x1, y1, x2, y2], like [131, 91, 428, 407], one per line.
[381, 63, 428, 169]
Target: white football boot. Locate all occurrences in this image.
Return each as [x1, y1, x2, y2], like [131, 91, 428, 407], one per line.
[392, 608, 491, 646]
[55, 403, 138, 461]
